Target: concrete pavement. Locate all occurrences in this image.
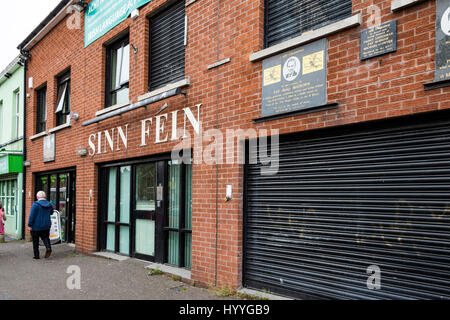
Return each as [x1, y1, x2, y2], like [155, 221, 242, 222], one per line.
[0, 240, 235, 300]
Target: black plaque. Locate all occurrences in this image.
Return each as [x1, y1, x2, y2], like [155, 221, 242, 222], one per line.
[361, 20, 397, 61]
[435, 0, 450, 82]
[262, 39, 327, 118]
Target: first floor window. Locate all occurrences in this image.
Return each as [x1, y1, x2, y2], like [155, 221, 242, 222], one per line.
[56, 71, 71, 126]
[265, 0, 353, 47]
[13, 90, 20, 138]
[36, 86, 47, 134]
[149, 0, 186, 91]
[0, 100, 3, 136]
[106, 36, 130, 108]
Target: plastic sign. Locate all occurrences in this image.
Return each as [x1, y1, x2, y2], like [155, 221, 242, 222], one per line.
[49, 210, 62, 243]
[85, 0, 153, 47]
[39, 210, 62, 246]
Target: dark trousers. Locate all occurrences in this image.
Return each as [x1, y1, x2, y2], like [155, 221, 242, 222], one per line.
[31, 230, 51, 258]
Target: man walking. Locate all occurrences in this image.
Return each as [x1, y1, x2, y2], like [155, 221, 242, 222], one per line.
[28, 191, 53, 260]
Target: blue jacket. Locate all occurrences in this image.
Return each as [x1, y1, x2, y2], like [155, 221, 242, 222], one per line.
[28, 200, 53, 231]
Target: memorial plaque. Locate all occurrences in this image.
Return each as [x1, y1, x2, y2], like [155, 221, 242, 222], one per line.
[43, 134, 55, 163]
[435, 0, 450, 82]
[360, 20, 397, 61]
[262, 39, 327, 118]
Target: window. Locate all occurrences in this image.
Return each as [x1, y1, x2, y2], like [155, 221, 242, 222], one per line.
[0, 179, 17, 221]
[149, 0, 186, 91]
[56, 71, 71, 126]
[106, 36, 130, 108]
[36, 86, 47, 134]
[13, 90, 20, 138]
[105, 166, 133, 256]
[265, 0, 353, 48]
[166, 161, 192, 269]
[0, 100, 3, 137]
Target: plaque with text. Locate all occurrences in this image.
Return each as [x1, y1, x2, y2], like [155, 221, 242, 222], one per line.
[435, 0, 450, 82]
[262, 39, 327, 118]
[43, 134, 55, 163]
[361, 21, 397, 61]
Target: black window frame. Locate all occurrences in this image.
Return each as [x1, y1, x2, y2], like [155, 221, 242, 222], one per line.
[264, 0, 353, 48]
[148, 0, 186, 91]
[105, 35, 130, 108]
[55, 70, 71, 126]
[36, 86, 47, 134]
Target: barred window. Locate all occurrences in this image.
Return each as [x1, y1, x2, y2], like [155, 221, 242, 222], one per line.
[265, 0, 353, 48]
[149, 0, 186, 91]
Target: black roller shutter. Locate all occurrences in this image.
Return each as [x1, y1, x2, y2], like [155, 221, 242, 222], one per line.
[149, 0, 185, 91]
[265, 0, 353, 48]
[244, 111, 450, 299]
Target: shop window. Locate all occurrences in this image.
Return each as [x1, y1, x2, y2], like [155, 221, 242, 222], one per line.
[105, 166, 133, 256]
[56, 71, 71, 126]
[105, 36, 130, 108]
[149, 0, 186, 91]
[0, 179, 17, 233]
[100, 159, 192, 268]
[265, 0, 353, 48]
[167, 162, 192, 269]
[36, 86, 47, 134]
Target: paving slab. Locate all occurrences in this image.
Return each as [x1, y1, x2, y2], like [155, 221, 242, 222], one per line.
[0, 240, 236, 300]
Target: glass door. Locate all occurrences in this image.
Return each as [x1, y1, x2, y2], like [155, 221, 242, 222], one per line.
[132, 163, 157, 260]
[36, 171, 76, 243]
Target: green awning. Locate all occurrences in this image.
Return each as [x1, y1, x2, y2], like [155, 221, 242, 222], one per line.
[0, 155, 23, 175]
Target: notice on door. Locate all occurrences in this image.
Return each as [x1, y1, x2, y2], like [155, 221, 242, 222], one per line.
[435, 0, 450, 82]
[261, 38, 327, 118]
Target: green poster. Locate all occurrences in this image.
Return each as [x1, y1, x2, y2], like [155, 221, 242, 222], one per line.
[85, 0, 152, 47]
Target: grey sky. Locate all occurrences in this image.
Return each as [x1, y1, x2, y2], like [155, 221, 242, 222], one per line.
[0, 0, 61, 70]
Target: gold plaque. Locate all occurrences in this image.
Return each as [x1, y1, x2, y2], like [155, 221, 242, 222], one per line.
[263, 65, 282, 86]
[302, 50, 324, 75]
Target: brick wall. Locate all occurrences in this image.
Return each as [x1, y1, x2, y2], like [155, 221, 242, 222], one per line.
[25, 0, 449, 289]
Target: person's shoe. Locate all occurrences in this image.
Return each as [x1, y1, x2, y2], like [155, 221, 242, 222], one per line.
[33, 257, 40, 260]
[45, 250, 52, 259]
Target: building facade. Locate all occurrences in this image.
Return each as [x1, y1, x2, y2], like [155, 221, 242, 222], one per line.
[20, 0, 450, 299]
[0, 56, 25, 240]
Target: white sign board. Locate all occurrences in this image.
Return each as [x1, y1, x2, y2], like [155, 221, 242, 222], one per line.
[40, 210, 62, 246]
[50, 210, 62, 242]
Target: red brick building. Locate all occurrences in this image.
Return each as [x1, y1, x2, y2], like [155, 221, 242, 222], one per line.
[19, 0, 450, 299]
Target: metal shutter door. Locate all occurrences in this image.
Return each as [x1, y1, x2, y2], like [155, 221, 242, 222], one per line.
[265, 0, 353, 47]
[149, 1, 185, 91]
[244, 112, 450, 299]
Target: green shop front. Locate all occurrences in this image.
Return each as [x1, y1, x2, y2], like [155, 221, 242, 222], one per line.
[98, 155, 193, 269]
[0, 154, 23, 239]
